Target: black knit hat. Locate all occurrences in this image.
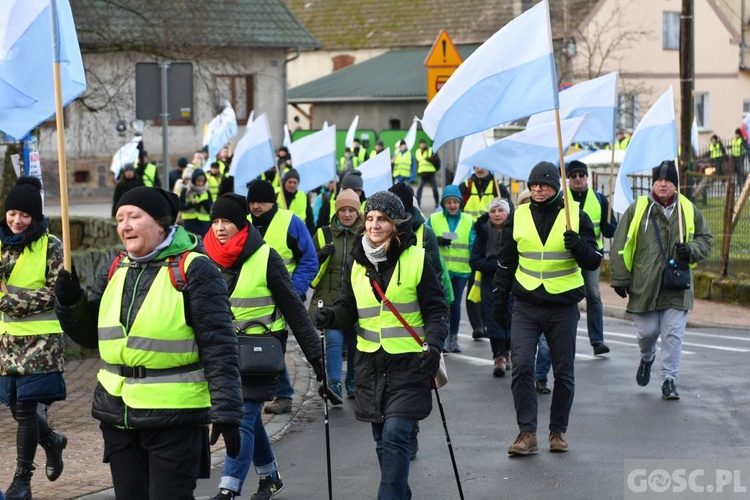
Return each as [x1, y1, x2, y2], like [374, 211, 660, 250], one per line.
[652, 160, 679, 187]
[388, 182, 414, 214]
[341, 170, 363, 191]
[365, 190, 406, 221]
[210, 193, 248, 229]
[191, 168, 206, 184]
[116, 187, 180, 223]
[177, 157, 188, 168]
[5, 176, 43, 221]
[247, 180, 277, 204]
[528, 161, 561, 192]
[567, 160, 588, 177]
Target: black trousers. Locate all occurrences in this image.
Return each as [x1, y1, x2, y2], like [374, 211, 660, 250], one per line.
[510, 299, 578, 433]
[101, 423, 210, 500]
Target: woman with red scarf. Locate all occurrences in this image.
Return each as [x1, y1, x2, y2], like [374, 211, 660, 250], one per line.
[204, 193, 323, 500]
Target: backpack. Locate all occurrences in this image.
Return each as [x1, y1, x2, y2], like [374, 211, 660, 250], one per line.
[107, 250, 190, 291]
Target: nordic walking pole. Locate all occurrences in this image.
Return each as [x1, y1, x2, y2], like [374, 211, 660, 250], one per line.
[317, 300, 334, 500]
[432, 381, 465, 500]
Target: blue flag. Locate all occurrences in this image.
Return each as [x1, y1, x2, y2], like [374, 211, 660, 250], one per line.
[230, 113, 276, 196]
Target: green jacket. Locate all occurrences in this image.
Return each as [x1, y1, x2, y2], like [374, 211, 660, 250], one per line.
[610, 193, 713, 313]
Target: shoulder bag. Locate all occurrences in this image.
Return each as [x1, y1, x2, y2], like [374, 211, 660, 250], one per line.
[652, 215, 691, 291]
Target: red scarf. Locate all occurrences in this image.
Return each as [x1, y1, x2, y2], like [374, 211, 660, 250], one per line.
[204, 225, 249, 268]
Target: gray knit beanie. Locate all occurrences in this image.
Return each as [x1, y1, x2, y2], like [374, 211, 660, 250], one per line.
[364, 191, 406, 221]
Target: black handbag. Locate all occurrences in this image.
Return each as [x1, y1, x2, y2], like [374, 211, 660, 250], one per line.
[652, 216, 691, 291]
[236, 320, 285, 379]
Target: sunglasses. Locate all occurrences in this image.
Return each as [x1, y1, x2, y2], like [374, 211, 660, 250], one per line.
[569, 173, 587, 179]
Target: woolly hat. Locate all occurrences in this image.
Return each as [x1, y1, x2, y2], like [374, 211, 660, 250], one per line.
[335, 189, 361, 213]
[247, 180, 277, 204]
[210, 193, 248, 229]
[652, 160, 679, 187]
[527, 161, 561, 192]
[440, 184, 463, 209]
[388, 182, 414, 214]
[116, 187, 180, 223]
[341, 170, 363, 191]
[282, 168, 300, 184]
[191, 168, 206, 184]
[364, 191, 406, 221]
[488, 197, 510, 214]
[122, 163, 135, 172]
[517, 188, 532, 205]
[567, 160, 588, 177]
[5, 176, 43, 221]
[177, 157, 188, 168]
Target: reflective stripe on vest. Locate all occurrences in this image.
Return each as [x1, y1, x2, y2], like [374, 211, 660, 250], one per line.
[463, 180, 494, 220]
[619, 195, 696, 272]
[0, 235, 63, 336]
[393, 151, 412, 178]
[97, 252, 209, 411]
[513, 203, 583, 294]
[568, 188, 603, 248]
[254, 209, 296, 274]
[429, 211, 472, 274]
[351, 246, 425, 354]
[231, 244, 286, 333]
[278, 190, 308, 222]
[181, 191, 211, 221]
[416, 148, 435, 174]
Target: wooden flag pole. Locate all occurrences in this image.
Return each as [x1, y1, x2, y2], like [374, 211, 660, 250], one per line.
[51, 2, 72, 270]
[607, 144, 616, 224]
[554, 109, 572, 230]
[675, 158, 684, 243]
[275, 164, 288, 210]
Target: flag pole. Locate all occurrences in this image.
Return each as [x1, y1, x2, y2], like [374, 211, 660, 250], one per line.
[607, 144, 616, 224]
[554, 109, 572, 230]
[675, 158, 684, 242]
[51, 0, 72, 270]
[275, 165, 288, 210]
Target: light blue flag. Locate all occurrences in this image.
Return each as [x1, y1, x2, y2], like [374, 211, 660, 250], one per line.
[691, 117, 699, 154]
[290, 125, 337, 193]
[612, 87, 677, 213]
[452, 132, 488, 186]
[358, 150, 392, 195]
[0, 0, 86, 139]
[283, 123, 291, 148]
[230, 113, 276, 196]
[206, 103, 238, 163]
[345, 115, 359, 149]
[462, 116, 586, 181]
[420, 0, 558, 150]
[526, 72, 618, 143]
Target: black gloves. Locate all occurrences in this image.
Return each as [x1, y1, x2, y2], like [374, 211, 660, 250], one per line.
[210, 423, 241, 458]
[675, 243, 691, 263]
[318, 244, 335, 263]
[613, 286, 629, 298]
[419, 344, 442, 378]
[493, 299, 511, 330]
[563, 230, 585, 256]
[436, 237, 452, 247]
[55, 268, 82, 307]
[313, 307, 334, 329]
[311, 357, 324, 382]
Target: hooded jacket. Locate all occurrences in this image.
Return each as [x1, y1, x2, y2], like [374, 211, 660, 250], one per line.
[426, 184, 475, 278]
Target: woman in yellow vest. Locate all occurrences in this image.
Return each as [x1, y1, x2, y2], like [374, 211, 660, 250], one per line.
[54, 187, 242, 499]
[204, 193, 323, 500]
[179, 168, 213, 237]
[313, 190, 448, 500]
[0, 177, 67, 499]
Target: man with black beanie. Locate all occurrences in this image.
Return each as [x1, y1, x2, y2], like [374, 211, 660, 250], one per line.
[492, 161, 601, 455]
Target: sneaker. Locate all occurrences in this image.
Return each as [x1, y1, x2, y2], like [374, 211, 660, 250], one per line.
[449, 338, 461, 353]
[593, 343, 610, 355]
[250, 472, 285, 500]
[345, 380, 356, 399]
[636, 357, 655, 387]
[328, 381, 343, 405]
[662, 379, 680, 400]
[549, 431, 569, 452]
[492, 356, 506, 377]
[264, 398, 292, 414]
[535, 380, 551, 395]
[410, 422, 419, 461]
[508, 431, 538, 455]
[212, 488, 237, 500]
[504, 351, 512, 371]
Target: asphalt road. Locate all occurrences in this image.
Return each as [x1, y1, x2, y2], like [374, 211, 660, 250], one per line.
[193, 315, 750, 500]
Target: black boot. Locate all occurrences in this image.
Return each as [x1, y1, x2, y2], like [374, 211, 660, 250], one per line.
[39, 431, 67, 481]
[6, 463, 34, 500]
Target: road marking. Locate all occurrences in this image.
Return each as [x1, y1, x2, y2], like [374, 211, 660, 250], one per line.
[576, 335, 696, 355]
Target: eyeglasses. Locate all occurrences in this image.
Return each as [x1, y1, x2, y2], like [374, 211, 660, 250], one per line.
[528, 183, 552, 190]
[569, 173, 587, 179]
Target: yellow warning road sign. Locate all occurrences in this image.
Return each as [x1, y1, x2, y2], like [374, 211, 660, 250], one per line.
[425, 30, 463, 103]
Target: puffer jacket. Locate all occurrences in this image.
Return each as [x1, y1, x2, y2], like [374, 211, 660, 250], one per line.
[215, 226, 322, 401]
[610, 193, 713, 313]
[55, 226, 243, 429]
[328, 227, 448, 423]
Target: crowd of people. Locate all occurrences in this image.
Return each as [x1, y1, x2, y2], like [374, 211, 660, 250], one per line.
[0, 133, 714, 499]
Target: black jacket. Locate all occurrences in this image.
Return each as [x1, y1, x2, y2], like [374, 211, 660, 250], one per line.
[492, 192, 602, 306]
[469, 212, 500, 277]
[55, 228, 243, 430]
[216, 226, 322, 401]
[328, 227, 448, 423]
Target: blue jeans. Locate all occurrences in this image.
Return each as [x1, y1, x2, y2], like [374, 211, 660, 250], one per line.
[393, 175, 411, 185]
[535, 334, 551, 381]
[220, 401, 277, 494]
[448, 276, 468, 335]
[325, 329, 355, 384]
[274, 366, 294, 400]
[583, 267, 604, 345]
[371, 416, 415, 500]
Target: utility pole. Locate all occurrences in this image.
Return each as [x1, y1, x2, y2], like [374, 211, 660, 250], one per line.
[679, 0, 694, 194]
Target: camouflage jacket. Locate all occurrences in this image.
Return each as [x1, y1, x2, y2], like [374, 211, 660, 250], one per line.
[0, 233, 65, 376]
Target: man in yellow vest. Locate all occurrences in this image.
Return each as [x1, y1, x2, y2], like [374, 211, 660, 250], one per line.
[391, 140, 414, 184]
[566, 161, 618, 355]
[415, 138, 440, 209]
[137, 151, 161, 188]
[278, 168, 314, 234]
[492, 161, 601, 455]
[610, 160, 713, 401]
[708, 134, 726, 175]
[338, 147, 358, 173]
[352, 137, 367, 164]
[730, 128, 747, 184]
[369, 140, 385, 160]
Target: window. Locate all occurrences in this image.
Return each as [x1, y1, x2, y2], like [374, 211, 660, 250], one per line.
[215, 75, 254, 124]
[618, 93, 640, 133]
[663, 12, 680, 50]
[695, 92, 710, 130]
[743, 99, 750, 117]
